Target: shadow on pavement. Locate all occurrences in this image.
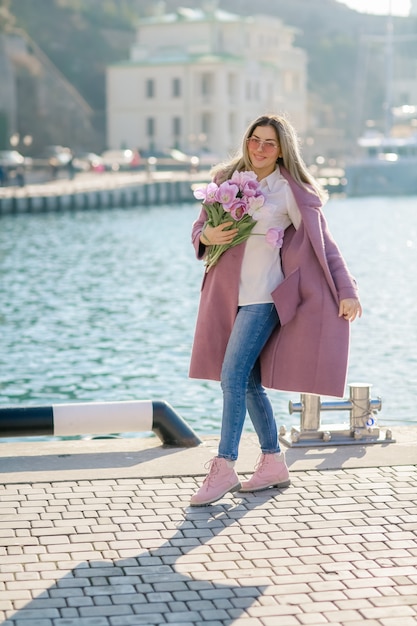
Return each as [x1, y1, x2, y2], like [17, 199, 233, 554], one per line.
[5, 497, 279, 625]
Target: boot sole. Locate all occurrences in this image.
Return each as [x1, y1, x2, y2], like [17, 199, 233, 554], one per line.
[190, 482, 241, 506]
[239, 479, 291, 493]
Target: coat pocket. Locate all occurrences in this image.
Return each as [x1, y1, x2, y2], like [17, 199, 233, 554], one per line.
[271, 268, 301, 326]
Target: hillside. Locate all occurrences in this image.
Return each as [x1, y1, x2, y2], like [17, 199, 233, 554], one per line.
[7, 0, 136, 112]
[3, 0, 416, 148]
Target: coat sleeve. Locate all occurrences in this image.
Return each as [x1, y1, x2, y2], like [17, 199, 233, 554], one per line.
[280, 165, 360, 308]
[320, 213, 359, 301]
[191, 206, 208, 259]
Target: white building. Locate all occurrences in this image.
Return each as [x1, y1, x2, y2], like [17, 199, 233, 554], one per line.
[106, 4, 307, 159]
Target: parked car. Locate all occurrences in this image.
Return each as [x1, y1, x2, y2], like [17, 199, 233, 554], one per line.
[140, 149, 201, 173]
[39, 145, 73, 168]
[101, 149, 141, 171]
[73, 152, 105, 172]
[0, 150, 25, 168]
[0, 150, 27, 186]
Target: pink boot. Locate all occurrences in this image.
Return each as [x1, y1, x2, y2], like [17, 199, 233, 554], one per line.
[190, 457, 241, 506]
[239, 452, 291, 492]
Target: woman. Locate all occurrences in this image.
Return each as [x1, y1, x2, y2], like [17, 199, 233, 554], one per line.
[189, 114, 362, 506]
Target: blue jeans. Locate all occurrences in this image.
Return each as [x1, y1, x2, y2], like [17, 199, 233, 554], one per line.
[218, 303, 281, 461]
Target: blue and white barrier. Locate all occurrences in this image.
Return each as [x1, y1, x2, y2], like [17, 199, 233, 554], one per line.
[0, 400, 202, 447]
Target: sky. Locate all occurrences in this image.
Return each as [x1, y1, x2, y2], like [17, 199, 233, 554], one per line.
[337, 0, 410, 15]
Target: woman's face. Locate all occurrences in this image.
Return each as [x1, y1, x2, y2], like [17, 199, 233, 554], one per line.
[247, 125, 280, 179]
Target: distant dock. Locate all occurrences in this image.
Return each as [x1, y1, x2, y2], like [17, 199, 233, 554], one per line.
[0, 169, 211, 215]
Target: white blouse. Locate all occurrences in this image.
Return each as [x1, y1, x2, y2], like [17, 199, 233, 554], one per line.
[238, 166, 302, 306]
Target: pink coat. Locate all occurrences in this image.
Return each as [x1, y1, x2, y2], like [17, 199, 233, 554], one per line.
[189, 167, 359, 398]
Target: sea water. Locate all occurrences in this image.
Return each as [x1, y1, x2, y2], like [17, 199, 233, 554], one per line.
[0, 194, 416, 441]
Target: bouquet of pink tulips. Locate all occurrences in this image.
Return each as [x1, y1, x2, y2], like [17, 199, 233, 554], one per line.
[193, 170, 267, 272]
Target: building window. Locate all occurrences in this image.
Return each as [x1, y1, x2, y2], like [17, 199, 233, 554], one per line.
[172, 78, 181, 97]
[293, 74, 301, 92]
[217, 29, 224, 51]
[201, 112, 212, 135]
[146, 117, 155, 137]
[146, 79, 155, 98]
[267, 83, 274, 105]
[173, 117, 181, 137]
[284, 71, 300, 93]
[172, 117, 181, 149]
[201, 73, 214, 97]
[228, 73, 236, 100]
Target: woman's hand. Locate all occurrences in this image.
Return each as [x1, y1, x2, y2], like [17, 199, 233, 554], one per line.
[339, 298, 362, 322]
[200, 222, 239, 246]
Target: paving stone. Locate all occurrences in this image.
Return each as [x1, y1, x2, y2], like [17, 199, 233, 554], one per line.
[0, 441, 416, 626]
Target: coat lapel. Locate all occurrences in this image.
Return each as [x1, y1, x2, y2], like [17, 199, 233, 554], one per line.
[280, 167, 339, 304]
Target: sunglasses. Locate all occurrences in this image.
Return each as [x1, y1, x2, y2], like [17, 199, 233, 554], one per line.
[247, 136, 279, 154]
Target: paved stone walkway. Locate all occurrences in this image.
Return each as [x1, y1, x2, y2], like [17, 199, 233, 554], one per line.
[1, 462, 417, 625]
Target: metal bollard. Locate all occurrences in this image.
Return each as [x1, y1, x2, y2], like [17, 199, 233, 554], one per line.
[279, 383, 393, 447]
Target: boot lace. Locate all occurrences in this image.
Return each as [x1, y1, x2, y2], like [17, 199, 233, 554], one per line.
[202, 457, 221, 485]
[253, 453, 278, 475]
[253, 454, 268, 475]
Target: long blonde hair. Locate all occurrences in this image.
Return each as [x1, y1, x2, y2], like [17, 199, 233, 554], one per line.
[211, 114, 326, 202]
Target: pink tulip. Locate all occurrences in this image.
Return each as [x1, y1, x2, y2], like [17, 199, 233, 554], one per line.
[265, 227, 285, 248]
[215, 181, 239, 209]
[193, 182, 219, 203]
